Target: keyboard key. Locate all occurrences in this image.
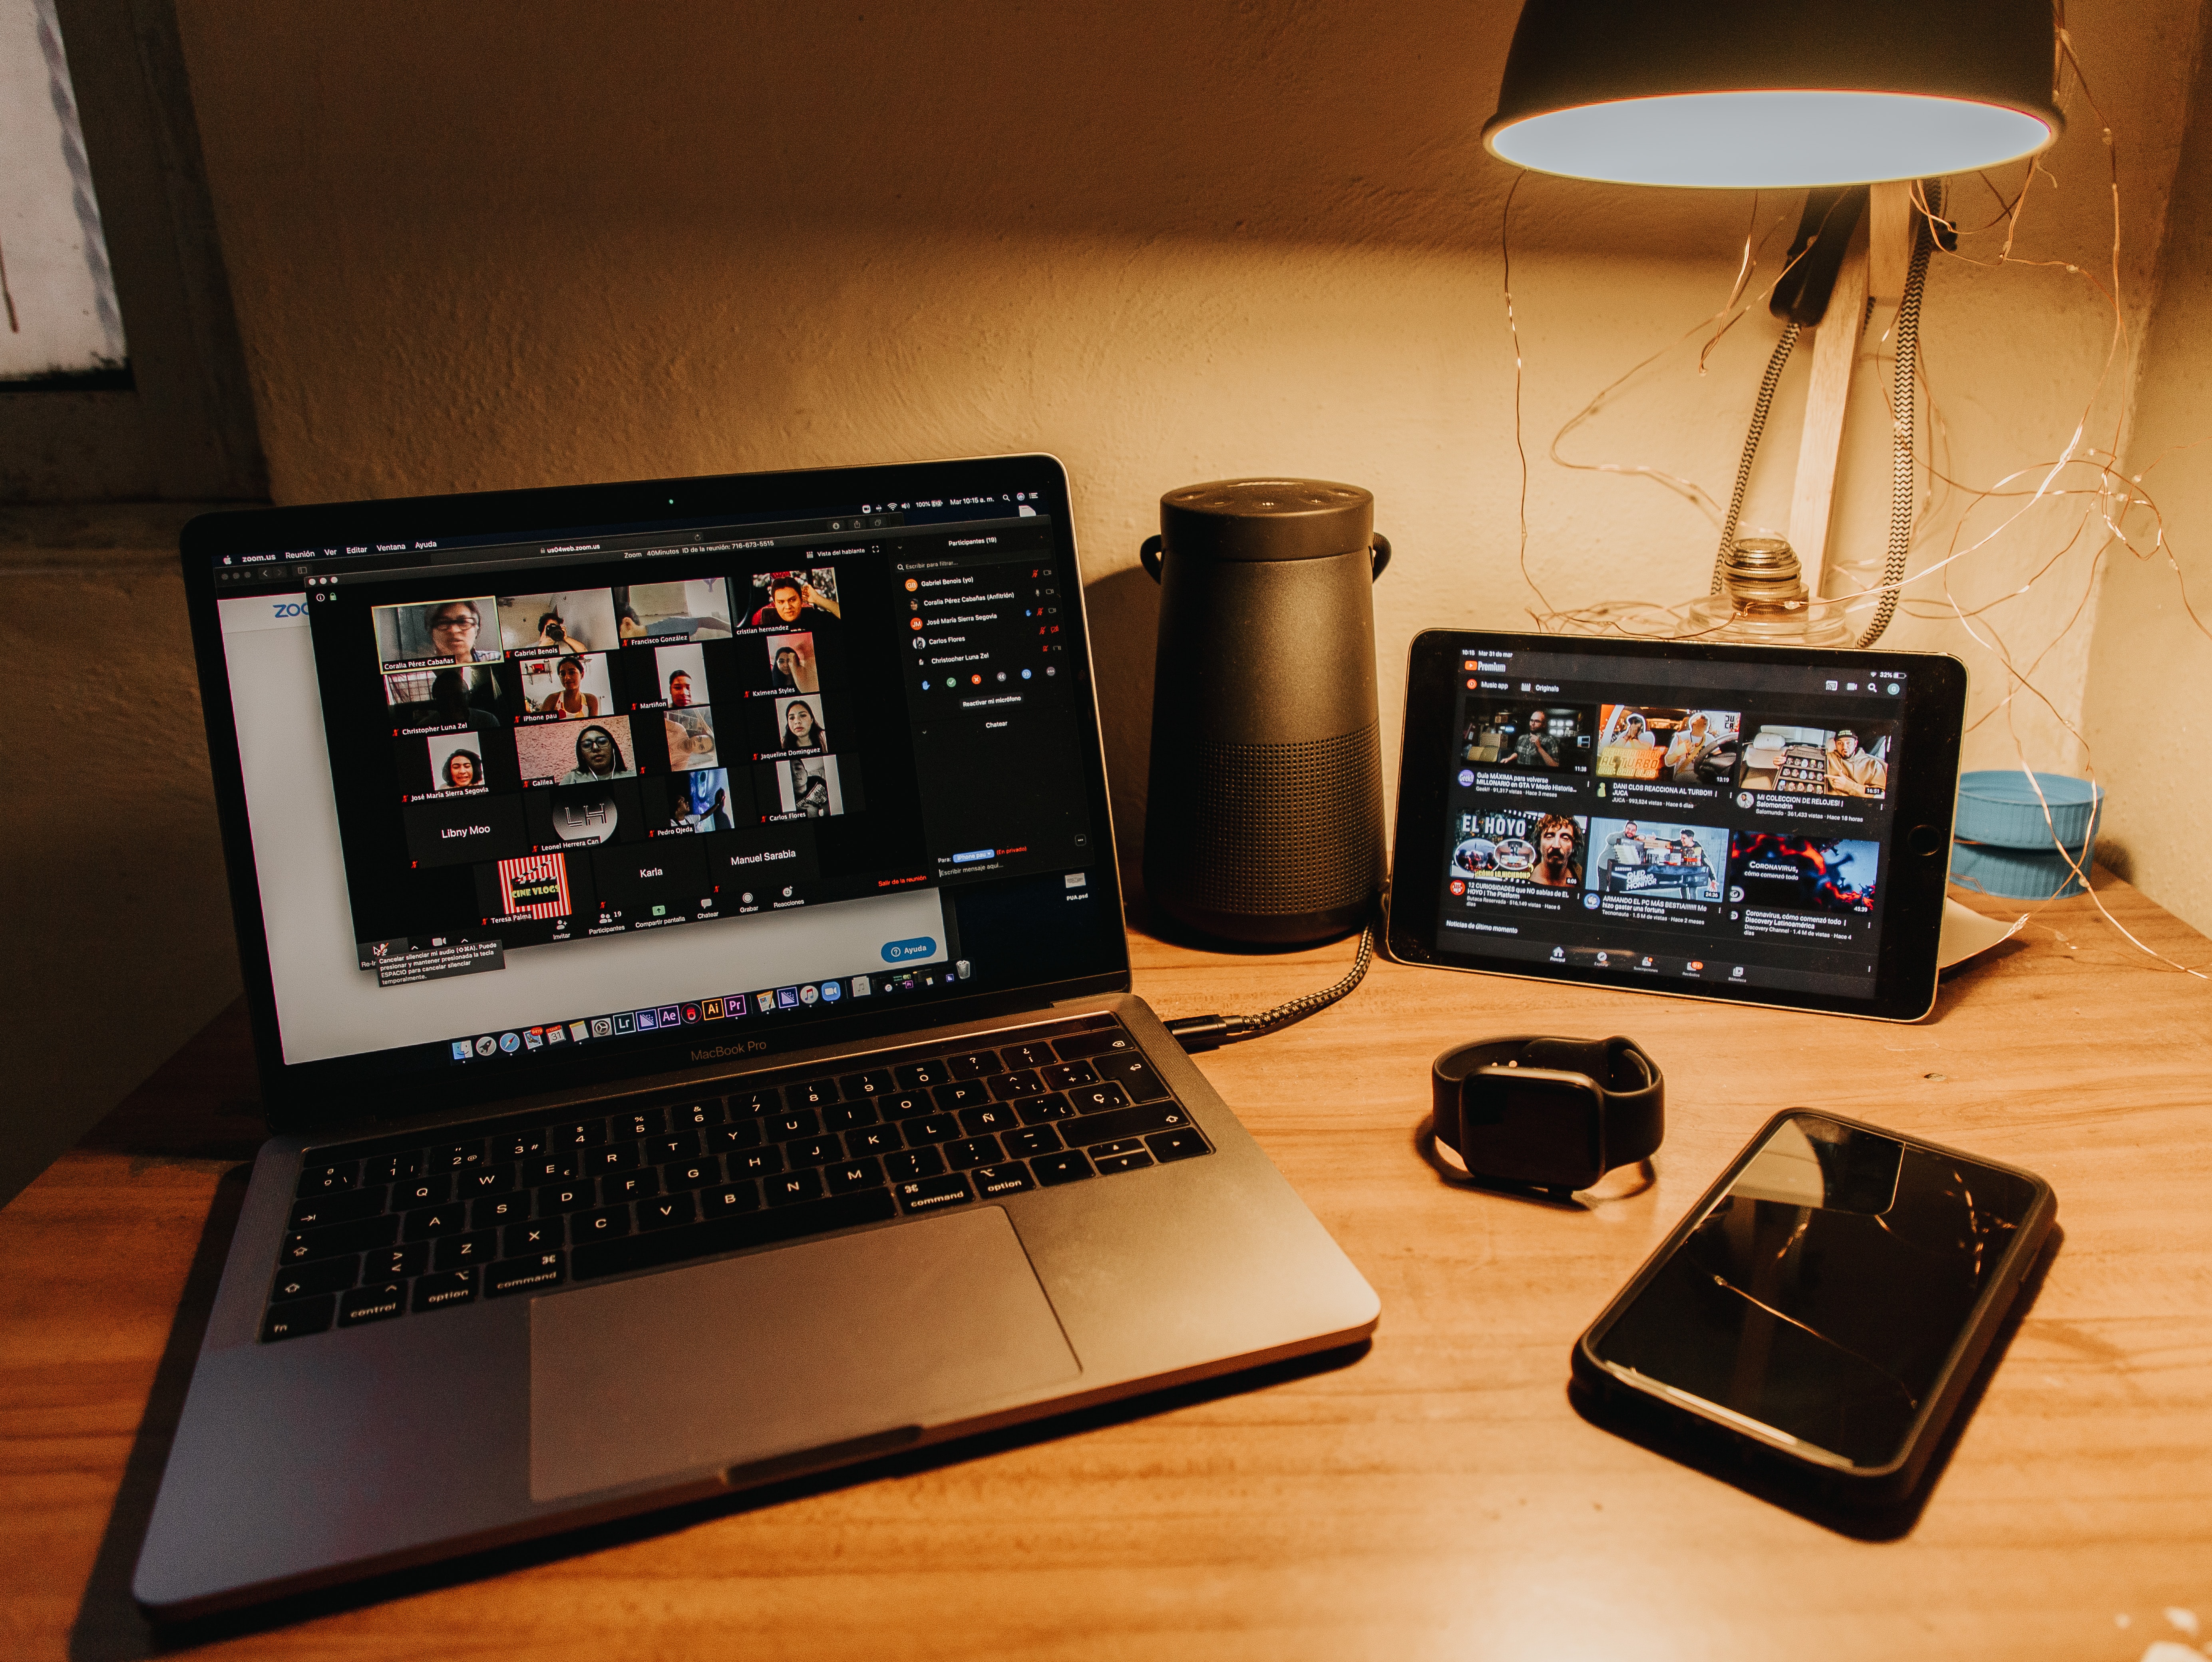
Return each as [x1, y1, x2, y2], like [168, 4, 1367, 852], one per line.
[1063, 1101, 1192, 1147]
[998, 1041, 1056, 1070]
[1095, 1149, 1155, 1175]
[988, 1070, 1050, 1101]
[784, 1137, 842, 1169]
[957, 1103, 1022, 1137]
[294, 1161, 358, 1197]
[497, 1129, 547, 1160]
[262, 1295, 334, 1342]
[428, 1140, 485, 1171]
[271, 1255, 359, 1302]
[933, 1081, 991, 1113]
[845, 1125, 901, 1159]
[1090, 1056, 1169, 1103]
[944, 1136, 1000, 1171]
[972, 1162, 1034, 1198]
[601, 1171, 661, 1205]
[770, 1109, 820, 1141]
[896, 1174, 972, 1214]
[459, 1165, 515, 1197]
[728, 1087, 782, 1117]
[841, 1070, 893, 1099]
[893, 1060, 951, 1089]
[1040, 1060, 1098, 1090]
[1146, 1129, 1213, 1162]
[518, 1155, 569, 1187]
[288, 1187, 386, 1230]
[707, 1122, 763, 1154]
[1002, 1126, 1063, 1159]
[765, 1168, 826, 1206]
[574, 1207, 633, 1240]
[637, 1194, 698, 1231]
[504, 1221, 563, 1256]
[648, 1132, 701, 1163]
[1015, 1095, 1076, 1126]
[825, 1157, 885, 1195]
[945, 1050, 1001, 1078]
[367, 1242, 430, 1280]
[1092, 1138, 1149, 1159]
[552, 1118, 607, 1147]
[610, 1107, 668, 1141]
[670, 1098, 726, 1130]
[884, 1147, 946, 1182]
[401, 1205, 469, 1241]
[789, 1079, 841, 1110]
[361, 1151, 422, 1183]
[1065, 1081, 1130, 1115]
[728, 1146, 784, 1179]
[433, 1230, 497, 1270]
[536, 1181, 597, 1215]
[280, 1213, 399, 1264]
[663, 1159, 724, 1191]
[487, 1251, 565, 1297]
[586, 1143, 642, 1175]
[338, 1282, 406, 1326]
[905, 1115, 960, 1146]
[1050, 1029, 1136, 1060]
[412, 1270, 477, 1312]
[881, 1091, 934, 1120]
[392, 1175, 453, 1210]
[698, 1181, 760, 1217]
[824, 1102, 878, 1133]
[471, 1194, 528, 1231]
[1032, 1151, 1095, 1186]
[570, 1188, 895, 1282]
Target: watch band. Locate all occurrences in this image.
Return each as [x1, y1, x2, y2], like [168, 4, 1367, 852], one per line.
[1430, 1034, 1664, 1183]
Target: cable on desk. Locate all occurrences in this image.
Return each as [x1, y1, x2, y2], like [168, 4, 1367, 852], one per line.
[1162, 916, 1376, 1053]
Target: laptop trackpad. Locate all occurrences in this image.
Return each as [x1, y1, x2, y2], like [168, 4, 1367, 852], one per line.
[529, 1206, 1079, 1503]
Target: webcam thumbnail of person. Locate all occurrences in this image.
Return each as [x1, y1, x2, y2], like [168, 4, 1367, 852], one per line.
[423, 731, 492, 795]
[1460, 701, 1591, 770]
[613, 579, 734, 644]
[382, 662, 515, 735]
[1737, 721, 1894, 800]
[1595, 706, 1741, 785]
[664, 705, 719, 771]
[497, 589, 620, 658]
[661, 768, 737, 834]
[772, 754, 844, 819]
[1450, 810, 1585, 889]
[513, 714, 637, 787]
[515, 652, 615, 720]
[1727, 831, 1880, 911]
[744, 568, 841, 633]
[766, 631, 818, 694]
[374, 595, 501, 670]
[774, 695, 830, 753]
[1587, 817, 1727, 901]
[654, 643, 708, 709]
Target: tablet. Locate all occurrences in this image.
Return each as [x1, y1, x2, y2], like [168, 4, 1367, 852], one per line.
[1385, 631, 1968, 1021]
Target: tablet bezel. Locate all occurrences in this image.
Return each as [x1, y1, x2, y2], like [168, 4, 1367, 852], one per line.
[1384, 630, 1966, 1022]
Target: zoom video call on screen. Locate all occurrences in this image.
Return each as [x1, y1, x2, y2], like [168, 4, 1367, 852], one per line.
[1436, 644, 1908, 999]
[250, 500, 1104, 1064]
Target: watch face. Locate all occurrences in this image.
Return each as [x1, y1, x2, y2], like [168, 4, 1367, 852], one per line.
[1462, 1068, 1606, 1190]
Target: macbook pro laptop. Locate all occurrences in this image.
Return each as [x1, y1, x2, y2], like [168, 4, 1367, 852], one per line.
[135, 454, 1379, 1618]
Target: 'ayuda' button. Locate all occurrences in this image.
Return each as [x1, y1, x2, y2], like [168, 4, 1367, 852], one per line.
[882, 937, 938, 963]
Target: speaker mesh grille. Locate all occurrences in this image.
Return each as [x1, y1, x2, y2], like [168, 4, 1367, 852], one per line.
[1151, 724, 1382, 915]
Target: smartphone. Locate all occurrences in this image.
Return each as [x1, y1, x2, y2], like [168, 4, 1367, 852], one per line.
[1572, 1111, 2056, 1507]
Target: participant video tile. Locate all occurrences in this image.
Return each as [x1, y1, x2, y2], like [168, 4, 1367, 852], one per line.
[613, 579, 734, 644]
[374, 595, 500, 670]
[513, 714, 637, 787]
[404, 793, 528, 868]
[497, 589, 620, 657]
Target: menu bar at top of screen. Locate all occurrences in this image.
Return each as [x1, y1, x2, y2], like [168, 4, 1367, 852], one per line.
[1462, 646, 1908, 703]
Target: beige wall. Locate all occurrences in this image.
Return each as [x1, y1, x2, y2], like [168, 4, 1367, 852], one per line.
[173, 0, 2201, 890]
[2087, 4, 2212, 936]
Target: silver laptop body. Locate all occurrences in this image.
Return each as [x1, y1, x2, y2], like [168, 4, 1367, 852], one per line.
[135, 455, 1378, 1619]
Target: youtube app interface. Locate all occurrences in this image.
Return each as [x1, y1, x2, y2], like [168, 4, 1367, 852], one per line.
[211, 494, 1112, 1075]
[1432, 643, 1910, 1000]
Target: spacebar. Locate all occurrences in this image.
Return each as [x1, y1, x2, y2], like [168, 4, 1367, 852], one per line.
[569, 1189, 898, 1282]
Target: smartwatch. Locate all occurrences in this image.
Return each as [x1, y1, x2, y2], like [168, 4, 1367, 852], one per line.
[1430, 1035, 1663, 1195]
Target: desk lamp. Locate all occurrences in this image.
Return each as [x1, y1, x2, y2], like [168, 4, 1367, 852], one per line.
[1483, 0, 2063, 647]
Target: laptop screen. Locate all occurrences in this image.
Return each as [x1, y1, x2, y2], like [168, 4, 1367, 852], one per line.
[189, 457, 1126, 1115]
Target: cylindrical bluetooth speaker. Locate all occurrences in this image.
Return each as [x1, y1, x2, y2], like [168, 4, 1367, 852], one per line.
[1140, 479, 1389, 944]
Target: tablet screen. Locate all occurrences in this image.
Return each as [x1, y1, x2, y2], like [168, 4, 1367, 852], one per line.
[1387, 632, 1966, 1020]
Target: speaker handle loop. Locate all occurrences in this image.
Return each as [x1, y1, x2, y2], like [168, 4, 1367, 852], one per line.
[1141, 532, 1388, 581]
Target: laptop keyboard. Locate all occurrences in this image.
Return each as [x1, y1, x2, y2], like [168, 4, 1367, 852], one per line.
[261, 1014, 1211, 1342]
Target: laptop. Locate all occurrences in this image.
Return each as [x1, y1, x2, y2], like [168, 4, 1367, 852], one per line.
[135, 453, 1379, 1619]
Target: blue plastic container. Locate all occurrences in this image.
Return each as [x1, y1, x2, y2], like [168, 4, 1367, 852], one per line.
[1954, 770, 2102, 850]
[1950, 837, 2089, 901]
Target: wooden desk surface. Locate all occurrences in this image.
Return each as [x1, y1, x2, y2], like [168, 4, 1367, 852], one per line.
[4, 878, 2210, 1660]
